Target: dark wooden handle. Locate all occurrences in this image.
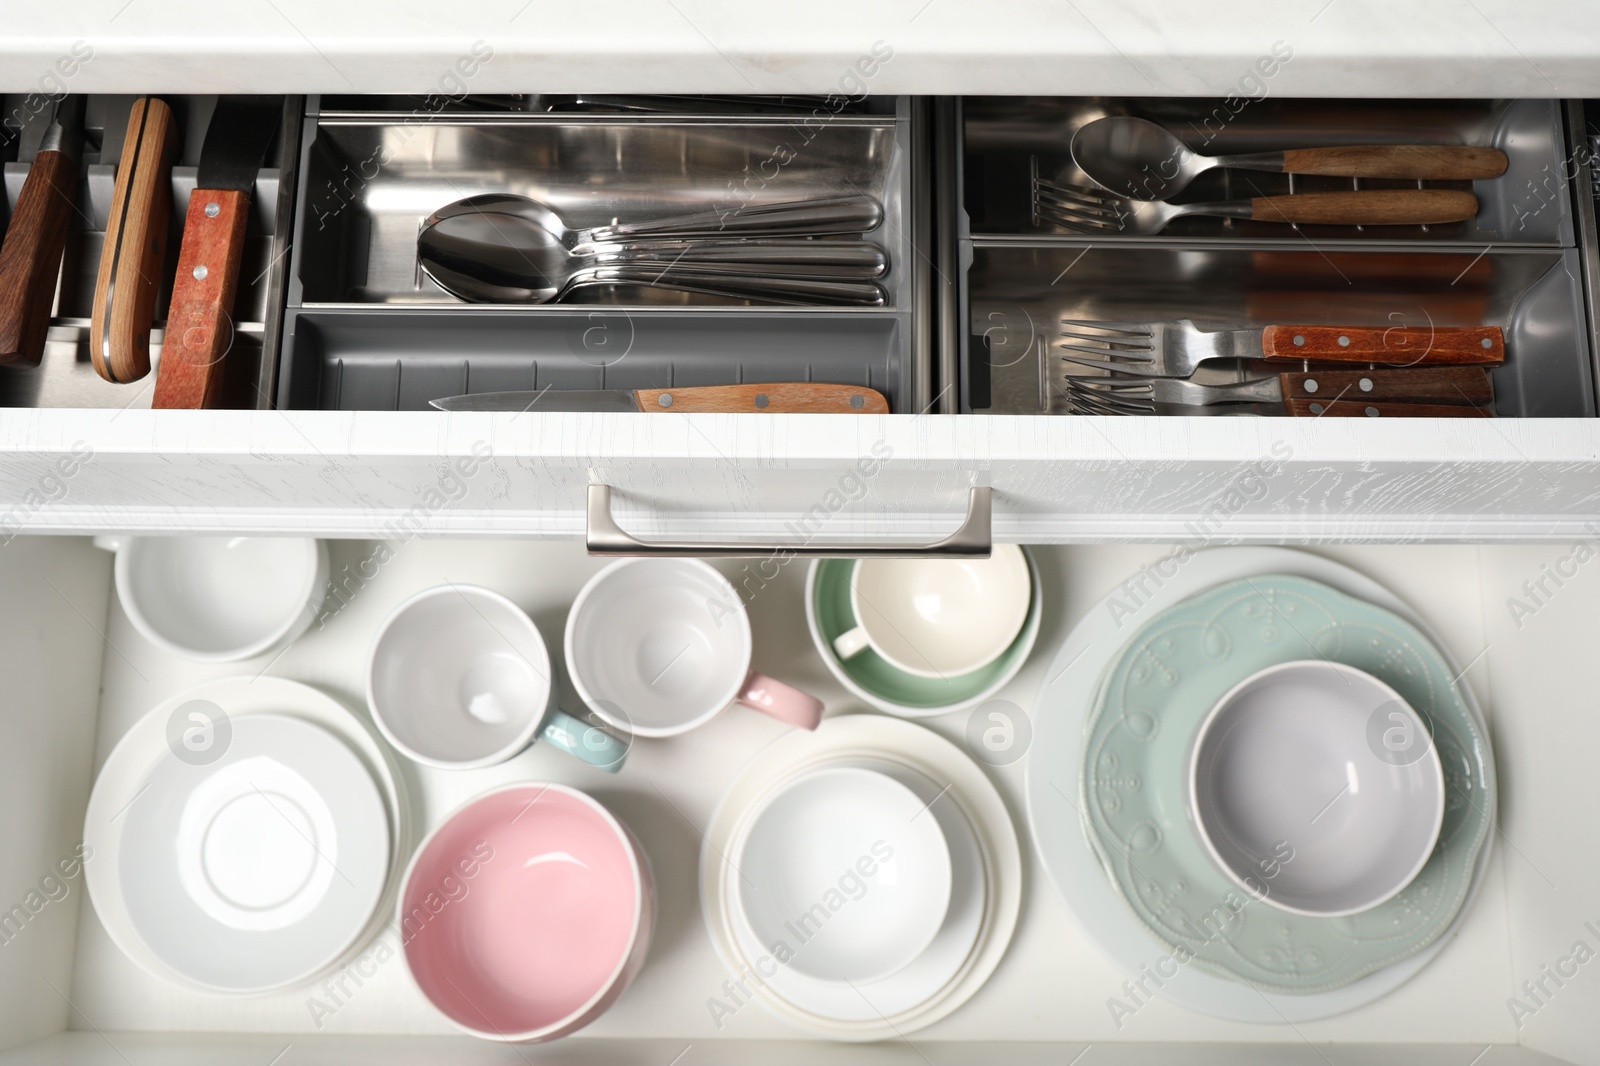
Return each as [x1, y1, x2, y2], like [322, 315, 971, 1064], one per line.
[1285, 398, 1495, 417]
[1278, 367, 1494, 404]
[1249, 190, 1479, 226]
[631, 383, 890, 413]
[1262, 325, 1504, 365]
[1280, 145, 1508, 180]
[152, 188, 251, 409]
[0, 149, 77, 368]
[90, 96, 179, 384]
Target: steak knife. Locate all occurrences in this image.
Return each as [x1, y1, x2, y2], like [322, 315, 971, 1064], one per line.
[0, 95, 83, 368]
[429, 383, 891, 413]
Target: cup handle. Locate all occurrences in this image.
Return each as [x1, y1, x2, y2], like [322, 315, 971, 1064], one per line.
[737, 672, 824, 730]
[92, 534, 127, 553]
[537, 707, 630, 773]
[831, 625, 872, 661]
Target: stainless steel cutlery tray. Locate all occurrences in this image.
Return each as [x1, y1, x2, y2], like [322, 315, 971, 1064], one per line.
[949, 97, 1596, 415]
[0, 94, 301, 410]
[277, 96, 926, 412]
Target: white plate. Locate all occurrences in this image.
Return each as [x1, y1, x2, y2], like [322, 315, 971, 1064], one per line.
[701, 714, 1021, 1041]
[85, 677, 410, 996]
[1023, 547, 1495, 1023]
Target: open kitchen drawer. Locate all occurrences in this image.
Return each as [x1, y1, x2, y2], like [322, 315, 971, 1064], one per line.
[0, 536, 1594, 1064]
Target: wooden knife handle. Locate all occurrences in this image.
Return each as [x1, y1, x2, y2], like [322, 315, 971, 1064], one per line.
[90, 96, 179, 384]
[1285, 398, 1494, 417]
[1248, 190, 1479, 226]
[631, 383, 890, 413]
[1278, 367, 1494, 405]
[1261, 325, 1504, 365]
[152, 188, 251, 408]
[0, 149, 77, 368]
[1279, 145, 1508, 180]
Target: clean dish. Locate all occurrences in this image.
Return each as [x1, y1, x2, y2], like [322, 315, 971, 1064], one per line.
[701, 714, 1021, 1040]
[84, 677, 406, 997]
[566, 558, 822, 738]
[116, 715, 389, 993]
[369, 584, 626, 771]
[1190, 660, 1446, 918]
[399, 783, 653, 1043]
[733, 766, 952, 984]
[805, 549, 1042, 718]
[99, 535, 327, 662]
[832, 546, 1032, 677]
[1024, 547, 1495, 1023]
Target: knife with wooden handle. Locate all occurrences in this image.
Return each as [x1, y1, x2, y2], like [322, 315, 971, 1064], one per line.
[1278, 367, 1494, 405]
[91, 96, 180, 384]
[153, 96, 280, 409]
[1261, 324, 1503, 365]
[1284, 399, 1494, 417]
[429, 382, 891, 413]
[0, 95, 84, 368]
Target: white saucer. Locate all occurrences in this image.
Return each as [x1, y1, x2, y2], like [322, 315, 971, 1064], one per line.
[85, 677, 410, 996]
[1023, 547, 1495, 1024]
[701, 714, 1021, 1041]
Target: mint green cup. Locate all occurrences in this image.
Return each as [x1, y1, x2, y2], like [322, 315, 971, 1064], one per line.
[804, 551, 1042, 717]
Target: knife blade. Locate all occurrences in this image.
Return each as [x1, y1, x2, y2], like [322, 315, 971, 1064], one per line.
[429, 382, 891, 414]
[152, 95, 281, 408]
[0, 94, 83, 367]
[90, 96, 180, 383]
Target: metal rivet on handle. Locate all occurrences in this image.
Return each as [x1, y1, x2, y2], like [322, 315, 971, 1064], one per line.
[204, 202, 220, 218]
[1365, 406, 1380, 417]
[192, 265, 208, 280]
[658, 393, 673, 407]
[1304, 379, 1319, 394]
[1338, 335, 1351, 347]
[1481, 338, 1493, 349]
[849, 394, 864, 409]
[1309, 403, 1324, 415]
[754, 393, 769, 408]
[1292, 334, 1306, 346]
[1359, 377, 1374, 392]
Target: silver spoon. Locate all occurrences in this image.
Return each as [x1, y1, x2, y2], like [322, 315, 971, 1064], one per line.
[1071, 116, 1509, 201]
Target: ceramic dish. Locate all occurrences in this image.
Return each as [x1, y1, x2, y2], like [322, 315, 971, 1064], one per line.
[99, 535, 328, 662]
[399, 783, 653, 1043]
[701, 714, 1021, 1040]
[1190, 660, 1446, 918]
[1081, 574, 1493, 994]
[117, 714, 389, 992]
[805, 548, 1042, 718]
[84, 677, 409, 996]
[1024, 547, 1496, 1023]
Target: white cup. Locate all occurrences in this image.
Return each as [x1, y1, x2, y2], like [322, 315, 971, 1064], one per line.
[832, 546, 1032, 677]
[96, 535, 327, 662]
[565, 559, 823, 738]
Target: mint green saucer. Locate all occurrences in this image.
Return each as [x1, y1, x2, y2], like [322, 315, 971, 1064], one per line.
[805, 554, 1041, 717]
[1080, 574, 1494, 995]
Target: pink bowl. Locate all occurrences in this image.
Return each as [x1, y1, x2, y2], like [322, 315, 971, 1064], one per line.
[399, 783, 653, 1042]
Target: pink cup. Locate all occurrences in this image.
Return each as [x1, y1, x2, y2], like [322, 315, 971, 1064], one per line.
[398, 784, 653, 1042]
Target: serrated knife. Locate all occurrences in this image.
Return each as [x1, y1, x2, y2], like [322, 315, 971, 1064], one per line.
[429, 382, 891, 413]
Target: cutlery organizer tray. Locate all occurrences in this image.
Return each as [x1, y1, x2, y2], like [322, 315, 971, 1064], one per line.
[950, 97, 1597, 415]
[277, 97, 925, 412]
[0, 94, 301, 410]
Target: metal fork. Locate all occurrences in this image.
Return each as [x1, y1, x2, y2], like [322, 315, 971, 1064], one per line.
[1059, 319, 1261, 378]
[1062, 375, 1283, 414]
[1032, 176, 1479, 235]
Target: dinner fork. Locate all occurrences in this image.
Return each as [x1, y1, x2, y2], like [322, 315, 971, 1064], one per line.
[1031, 177, 1480, 235]
[1058, 318, 1505, 377]
[1061, 370, 1495, 417]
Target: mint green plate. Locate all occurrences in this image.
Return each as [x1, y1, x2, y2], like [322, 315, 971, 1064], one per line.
[806, 554, 1041, 717]
[1081, 575, 1494, 995]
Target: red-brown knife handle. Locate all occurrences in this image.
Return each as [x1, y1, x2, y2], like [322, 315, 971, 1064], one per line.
[152, 188, 250, 409]
[0, 149, 77, 368]
[1262, 324, 1504, 366]
[1284, 398, 1495, 417]
[1277, 367, 1494, 405]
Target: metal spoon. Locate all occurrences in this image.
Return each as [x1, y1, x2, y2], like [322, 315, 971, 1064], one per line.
[1071, 116, 1509, 201]
[421, 257, 887, 306]
[418, 193, 887, 304]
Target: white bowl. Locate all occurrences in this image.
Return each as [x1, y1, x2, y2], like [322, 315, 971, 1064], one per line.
[1188, 660, 1445, 918]
[367, 585, 554, 770]
[734, 766, 952, 984]
[109, 536, 327, 662]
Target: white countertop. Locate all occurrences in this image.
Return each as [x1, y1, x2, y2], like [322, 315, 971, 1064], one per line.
[2, 1, 1597, 98]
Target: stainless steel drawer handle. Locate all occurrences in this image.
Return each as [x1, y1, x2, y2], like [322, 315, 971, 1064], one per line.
[585, 484, 992, 559]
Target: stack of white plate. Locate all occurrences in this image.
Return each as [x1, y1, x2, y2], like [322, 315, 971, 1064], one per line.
[700, 714, 1021, 1041]
[84, 677, 408, 995]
